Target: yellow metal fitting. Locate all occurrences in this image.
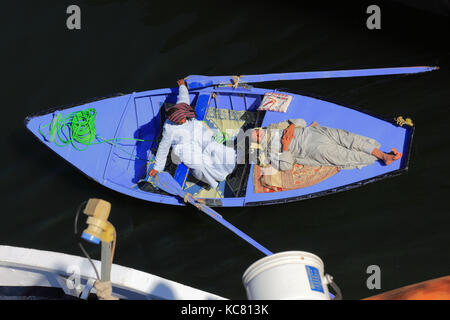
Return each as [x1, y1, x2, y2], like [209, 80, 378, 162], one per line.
[395, 116, 414, 127]
[82, 199, 114, 243]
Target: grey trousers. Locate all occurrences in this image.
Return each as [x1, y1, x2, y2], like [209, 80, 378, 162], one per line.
[294, 126, 381, 169]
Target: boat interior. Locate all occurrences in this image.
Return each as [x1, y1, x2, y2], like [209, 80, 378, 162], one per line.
[25, 83, 412, 207]
[133, 89, 267, 203]
[104, 85, 411, 206]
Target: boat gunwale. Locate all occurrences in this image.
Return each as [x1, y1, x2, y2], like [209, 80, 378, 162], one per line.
[23, 85, 414, 207]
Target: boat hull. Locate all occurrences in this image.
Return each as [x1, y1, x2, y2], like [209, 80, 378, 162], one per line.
[25, 85, 413, 207]
[0, 245, 224, 300]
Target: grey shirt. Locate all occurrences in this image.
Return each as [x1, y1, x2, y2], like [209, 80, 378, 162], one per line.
[257, 118, 307, 171]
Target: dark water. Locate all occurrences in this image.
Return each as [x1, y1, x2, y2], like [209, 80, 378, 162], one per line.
[1, 0, 449, 299]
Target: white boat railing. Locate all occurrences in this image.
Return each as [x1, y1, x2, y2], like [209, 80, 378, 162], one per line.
[0, 245, 226, 300]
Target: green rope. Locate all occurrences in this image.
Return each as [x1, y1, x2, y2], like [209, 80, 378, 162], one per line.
[213, 131, 233, 144]
[39, 108, 157, 151]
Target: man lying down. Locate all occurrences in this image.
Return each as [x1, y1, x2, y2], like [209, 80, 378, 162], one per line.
[149, 79, 402, 190]
[249, 119, 402, 173]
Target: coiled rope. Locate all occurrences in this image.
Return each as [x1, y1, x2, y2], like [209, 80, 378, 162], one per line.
[39, 108, 156, 151]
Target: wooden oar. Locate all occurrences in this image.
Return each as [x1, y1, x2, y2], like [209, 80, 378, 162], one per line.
[151, 172, 273, 256]
[185, 66, 439, 89]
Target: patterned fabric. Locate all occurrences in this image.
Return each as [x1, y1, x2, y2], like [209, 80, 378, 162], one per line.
[166, 103, 196, 124]
[253, 164, 340, 193]
[257, 92, 293, 113]
[204, 107, 258, 140]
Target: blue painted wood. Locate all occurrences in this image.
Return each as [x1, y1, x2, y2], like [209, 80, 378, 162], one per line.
[230, 93, 245, 111]
[186, 66, 438, 89]
[195, 93, 212, 119]
[24, 74, 420, 207]
[173, 165, 190, 189]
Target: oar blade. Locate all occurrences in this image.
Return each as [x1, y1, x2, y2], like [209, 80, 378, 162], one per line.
[186, 66, 439, 89]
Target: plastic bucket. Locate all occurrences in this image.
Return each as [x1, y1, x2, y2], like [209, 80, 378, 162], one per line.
[242, 251, 331, 300]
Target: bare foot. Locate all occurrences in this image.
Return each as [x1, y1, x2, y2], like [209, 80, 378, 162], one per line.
[391, 148, 402, 160]
[371, 148, 402, 165]
[382, 149, 403, 165]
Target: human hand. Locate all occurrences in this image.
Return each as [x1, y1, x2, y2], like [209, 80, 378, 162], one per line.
[310, 121, 319, 127]
[148, 169, 159, 177]
[177, 79, 186, 86]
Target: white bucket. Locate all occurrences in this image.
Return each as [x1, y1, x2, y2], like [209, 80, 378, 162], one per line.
[242, 251, 331, 300]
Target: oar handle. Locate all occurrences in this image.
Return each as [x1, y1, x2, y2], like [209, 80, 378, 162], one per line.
[196, 202, 273, 256]
[152, 172, 272, 256]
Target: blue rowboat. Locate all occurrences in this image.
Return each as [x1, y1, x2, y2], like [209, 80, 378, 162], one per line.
[24, 66, 437, 207]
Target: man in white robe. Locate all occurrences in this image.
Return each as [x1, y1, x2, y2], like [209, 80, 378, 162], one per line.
[148, 79, 236, 189]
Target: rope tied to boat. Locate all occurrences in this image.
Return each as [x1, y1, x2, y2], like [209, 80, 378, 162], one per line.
[232, 75, 241, 88]
[94, 280, 119, 300]
[183, 192, 195, 203]
[39, 107, 155, 151]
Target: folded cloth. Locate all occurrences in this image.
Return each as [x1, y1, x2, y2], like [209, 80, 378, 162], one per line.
[257, 92, 293, 113]
[263, 164, 339, 191]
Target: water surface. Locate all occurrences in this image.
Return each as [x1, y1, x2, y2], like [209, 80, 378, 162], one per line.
[1, 0, 449, 299]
